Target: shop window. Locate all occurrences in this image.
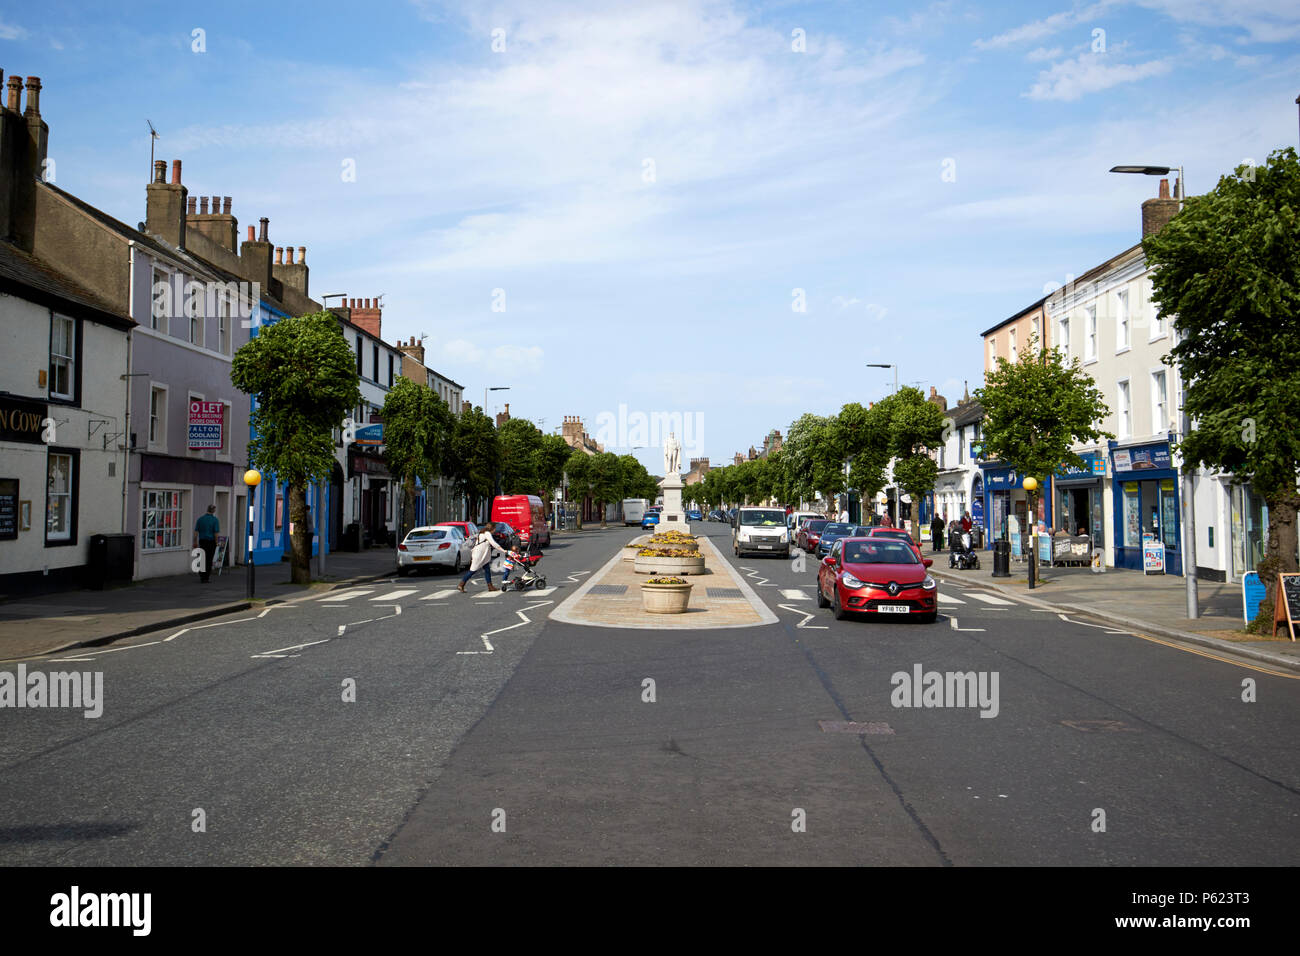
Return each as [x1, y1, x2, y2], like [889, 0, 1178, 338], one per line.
[142, 489, 183, 550]
[1122, 483, 1142, 548]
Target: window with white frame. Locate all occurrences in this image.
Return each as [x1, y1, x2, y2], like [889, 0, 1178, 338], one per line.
[1151, 370, 1167, 432]
[1152, 304, 1167, 338]
[46, 452, 73, 541]
[1058, 316, 1070, 361]
[1116, 289, 1130, 350]
[189, 286, 201, 346]
[50, 314, 75, 399]
[1085, 306, 1097, 360]
[151, 268, 168, 331]
[1031, 316, 1040, 348]
[219, 296, 231, 354]
[149, 386, 166, 446]
[1008, 328, 1018, 362]
[1117, 379, 1131, 438]
[988, 339, 997, 366]
[142, 489, 184, 550]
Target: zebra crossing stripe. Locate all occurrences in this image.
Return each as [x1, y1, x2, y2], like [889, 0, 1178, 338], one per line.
[372, 589, 417, 601]
[319, 588, 373, 602]
[936, 593, 965, 605]
[968, 592, 1015, 606]
[423, 589, 458, 600]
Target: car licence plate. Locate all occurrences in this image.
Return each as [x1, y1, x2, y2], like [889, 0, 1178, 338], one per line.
[413, 555, 431, 561]
[877, 604, 909, 614]
[758, 544, 774, 549]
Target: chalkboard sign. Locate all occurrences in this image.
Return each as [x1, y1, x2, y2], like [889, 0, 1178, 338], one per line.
[1274, 573, 1300, 641]
[0, 478, 17, 541]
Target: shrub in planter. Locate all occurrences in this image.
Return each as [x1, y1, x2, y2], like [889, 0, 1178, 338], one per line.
[641, 576, 693, 614]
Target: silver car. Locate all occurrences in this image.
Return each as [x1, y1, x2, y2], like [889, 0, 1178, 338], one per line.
[397, 525, 471, 576]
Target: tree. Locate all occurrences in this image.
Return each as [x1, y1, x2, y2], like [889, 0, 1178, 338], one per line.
[873, 388, 946, 538]
[977, 334, 1113, 576]
[837, 401, 891, 514]
[783, 413, 843, 508]
[445, 406, 501, 522]
[231, 312, 361, 585]
[587, 452, 624, 527]
[1144, 148, 1300, 630]
[565, 450, 592, 529]
[499, 418, 543, 497]
[382, 377, 453, 546]
[536, 433, 572, 506]
[618, 454, 658, 502]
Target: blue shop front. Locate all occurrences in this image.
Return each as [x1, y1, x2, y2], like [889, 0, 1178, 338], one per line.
[979, 462, 1051, 548]
[1109, 439, 1181, 575]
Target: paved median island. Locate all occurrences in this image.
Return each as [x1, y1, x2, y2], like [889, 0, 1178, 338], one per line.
[550, 535, 778, 630]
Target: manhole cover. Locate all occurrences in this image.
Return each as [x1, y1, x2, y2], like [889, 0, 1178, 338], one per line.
[588, 584, 628, 595]
[706, 587, 743, 599]
[818, 720, 895, 735]
[1060, 719, 1137, 733]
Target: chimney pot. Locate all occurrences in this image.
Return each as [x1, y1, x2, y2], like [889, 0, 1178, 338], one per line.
[1158, 178, 1170, 199]
[275, 247, 283, 265]
[153, 160, 166, 184]
[247, 225, 255, 242]
[258, 217, 268, 242]
[285, 247, 294, 265]
[222, 196, 231, 214]
[171, 159, 182, 184]
[6, 75, 21, 112]
[22, 76, 39, 116]
[186, 196, 196, 214]
[297, 245, 305, 263]
[199, 196, 210, 214]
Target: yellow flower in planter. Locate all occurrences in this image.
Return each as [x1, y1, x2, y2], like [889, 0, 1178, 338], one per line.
[645, 576, 688, 585]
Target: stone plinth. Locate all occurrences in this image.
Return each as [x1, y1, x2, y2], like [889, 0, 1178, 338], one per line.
[658, 473, 688, 531]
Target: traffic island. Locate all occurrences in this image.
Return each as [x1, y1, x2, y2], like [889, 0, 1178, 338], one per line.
[551, 536, 778, 630]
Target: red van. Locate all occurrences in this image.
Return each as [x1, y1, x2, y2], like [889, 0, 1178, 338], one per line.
[490, 494, 551, 547]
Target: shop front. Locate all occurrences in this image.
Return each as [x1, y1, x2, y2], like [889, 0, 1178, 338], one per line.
[1230, 482, 1269, 581]
[1054, 452, 1106, 545]
[1110, 440, 1181, 575]
[981, 464, 1049, 548]
[349, 449, 392, 548]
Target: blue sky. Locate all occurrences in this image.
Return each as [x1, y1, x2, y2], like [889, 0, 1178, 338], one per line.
[9, 0, 1300, 473]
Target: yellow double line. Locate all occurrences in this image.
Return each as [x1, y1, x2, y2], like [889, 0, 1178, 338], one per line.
[1129, 631, 1299, 679]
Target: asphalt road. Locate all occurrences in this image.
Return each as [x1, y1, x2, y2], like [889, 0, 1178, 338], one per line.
[2, 522, 1297, 866]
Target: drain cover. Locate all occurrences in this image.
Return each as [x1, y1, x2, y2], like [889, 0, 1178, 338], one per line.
[706, 587, 743, 599]
[1060, 719, 1137, 733]
[818, 720, 895, 735]
[588, 584, 628, 595]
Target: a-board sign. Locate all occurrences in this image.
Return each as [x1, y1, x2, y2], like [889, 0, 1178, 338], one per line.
[212, 535, 228, 576]
[1242, 572, 1266, 624]
[1273, 573, 1300, 641]
[1142, 533, 1165, 574]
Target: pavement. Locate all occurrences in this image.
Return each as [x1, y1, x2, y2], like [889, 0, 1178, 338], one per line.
[0, 548, 401, 662]
[927, 548, 1300, 672]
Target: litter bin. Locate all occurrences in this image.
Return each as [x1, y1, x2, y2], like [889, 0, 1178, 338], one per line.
[992, 539, 1011, 578]
[87, 533, 135, 589]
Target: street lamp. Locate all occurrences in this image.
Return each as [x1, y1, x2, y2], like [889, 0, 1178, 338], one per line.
[243, 469, 261, 599]
[484, 385, 510, 415]
[1110, 163, 1198, 619]
[1024, 476, 1039, 590]
[867, 363, 900, 524]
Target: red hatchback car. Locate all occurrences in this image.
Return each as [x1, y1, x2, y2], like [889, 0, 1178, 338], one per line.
[816, 537, 937, 623]
[798, 519, 830, 553]
[865, 527, 923, 561]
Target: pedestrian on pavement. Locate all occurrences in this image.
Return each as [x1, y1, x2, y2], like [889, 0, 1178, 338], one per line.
[194, 505, 219, 583]
[931, 513, 945, 552]
[961, 512, 973, 534]
[458, 526, 507, 592]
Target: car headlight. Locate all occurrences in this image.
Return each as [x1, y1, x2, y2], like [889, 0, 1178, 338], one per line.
[922, 575, 937, 590]
[841, 572, 864, 589]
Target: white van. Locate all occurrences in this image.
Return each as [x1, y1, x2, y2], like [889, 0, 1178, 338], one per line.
[622, 498, 649, 525]
[733, 507, 791, 558]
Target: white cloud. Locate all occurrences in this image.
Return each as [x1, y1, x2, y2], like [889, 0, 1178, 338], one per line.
[974, 2, 1114, 49]
[831, 295, 862, 309]
[440, 338, 484, 364]
[492, 345, 544, 373]
[0, 20, 27, 40]
[1024, 53, 1172, 100]
[1026, 46, 1064, 61]
[1134, 0, 1300, 43]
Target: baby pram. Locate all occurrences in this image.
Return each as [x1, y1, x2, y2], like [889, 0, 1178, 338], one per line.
[948, 529, 980, 570]
[503, 535, 547, 591]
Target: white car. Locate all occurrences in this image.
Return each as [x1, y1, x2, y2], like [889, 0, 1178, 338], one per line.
[397, 525, 471, 576]
[733, 507, 791, 559]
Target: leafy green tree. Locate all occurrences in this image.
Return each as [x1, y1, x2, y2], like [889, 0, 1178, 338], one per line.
[231, 311, 361, 584]
[536, 433, 573, 507]
[588, 452, 624, 527]
[499, 418, 543, 497]
[446, 406, 501, 522]
[783, 413, 843, 508]
[382, 377, 453, 546]
[565, 450, 592, 529]
[618, 454, 658, 502]
[873, 388, 946, 538]
[1144, 148, 1300, 629]
[977, 334, 1113, 576]
[838, 401, 891, 509]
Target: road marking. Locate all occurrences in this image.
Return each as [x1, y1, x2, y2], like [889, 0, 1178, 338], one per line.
[778, 603, 829, 629]
[565, 570, 591, 584]
[423, 589, 458, 600]
[458, 600, 553, 655]
[949, 617, 985, 632]
[737, 566, 778, 587]
[780, 588, 810, 600]
[372, 589, 416, 601]
[968, 592, 1015, 606]
[1057, 612, 1131, 634]
[474, 590, 504, 599]
[252, 638, 330, 658]
[164, 605, 295, 642]
[1127, 632, 1300, 680]
[318, 588, 374, 602]
[936, 593, 965, 604]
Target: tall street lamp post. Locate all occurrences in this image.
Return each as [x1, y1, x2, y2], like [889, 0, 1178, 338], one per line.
[867, 363, 899, 523]
[243, 469, 261, 599]
[1109, 163, 1198, 618]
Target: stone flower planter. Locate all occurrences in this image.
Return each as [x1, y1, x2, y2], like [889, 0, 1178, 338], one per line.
[641, 578, 693, 614]
[648, 538, 699, 552]
[634, 553, 706, 575]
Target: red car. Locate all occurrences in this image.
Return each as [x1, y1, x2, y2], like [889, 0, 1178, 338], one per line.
[798, 518, 830, 553]
[865, 527, 923, 561]
[434, 521, 479, 540]
[816, 537, 937, 623]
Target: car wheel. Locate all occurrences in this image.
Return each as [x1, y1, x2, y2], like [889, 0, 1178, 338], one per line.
[783, 547, 791, 560]
[454, 553, 462, 572]
[832, 588, 848, 621]
[816, 579, 829, 608]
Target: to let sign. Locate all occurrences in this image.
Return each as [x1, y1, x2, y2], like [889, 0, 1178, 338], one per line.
[188, 401, 224, 450]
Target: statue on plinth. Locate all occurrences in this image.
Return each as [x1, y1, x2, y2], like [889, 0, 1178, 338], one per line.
[664, 432, 681, 476]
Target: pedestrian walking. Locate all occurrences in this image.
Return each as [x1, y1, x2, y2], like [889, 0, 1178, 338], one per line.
[458, 526, 507, 592]
[194, 505, 219, 583]
[931, 513, 945, 552]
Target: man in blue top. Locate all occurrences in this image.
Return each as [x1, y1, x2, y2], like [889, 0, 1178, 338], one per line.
[194, 505, 220, 583]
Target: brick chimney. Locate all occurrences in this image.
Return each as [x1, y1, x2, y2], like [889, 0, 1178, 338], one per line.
[186, 192, 238, 252]
[397, 335, 425, 365]
[146, 157, 188, 249]
[495, 403, 511, 429]
[350, 296, 381, 338]
[239, 216, 272, 291]
[928, 385, 948, 412]
[272, 242, 309, 297]
[1142, 178, 1179, 238]
[1, 73, 50, 251]
[562, 415, 584, 447]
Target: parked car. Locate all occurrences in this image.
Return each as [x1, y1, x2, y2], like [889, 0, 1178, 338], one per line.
[491, 494, 551, 546]
[788, 510, 821, 539]
[797, 518, 830, 553]
[486, 521, 516, 550]
[865, 527, 923, 561]
[732, 507, 791, 558]
[433, 521, 478, 541]
[686, 509, 703, 521]
[397, 525, 471, 575]
[816, 536, 937, 623]
[814, 522, 857, 559]
[641, 511, 660, 530]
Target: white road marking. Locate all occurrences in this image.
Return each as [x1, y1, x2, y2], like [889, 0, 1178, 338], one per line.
[779, 589, 810, 600]
[565, 570, 591, 584]
[777, 603, 829, 629]
[474, 590, 504, 599]
[1057, 612, 1131, 634]
[252, 638, 330, 659]
[318, 588, 374, 602]
[950, 617, 986, 632]
[936, 593, 965, 604]
[458, 601, 553, 655]
[338, 625, 347, 636]
[423, 589, 458, 600]
[737, 566, 778, 587]
[372, 589, 416, 601]
[968, 592, 1015, 606]
[164, 605, 294, 642]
